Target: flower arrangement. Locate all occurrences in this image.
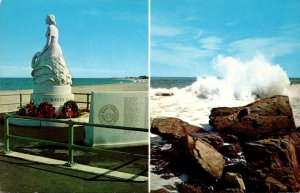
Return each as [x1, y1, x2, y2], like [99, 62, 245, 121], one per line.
[16, 100, 36, 116]
[16, 100, 82, 119]
[16, 106, 26, 116]
[36, 102, 55, 118]
[58, 100, 79, 118]
[26, 100, 37, 116]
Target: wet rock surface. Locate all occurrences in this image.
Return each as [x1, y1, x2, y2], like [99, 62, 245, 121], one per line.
[209, 95, 296, 140]
[150, 188, 171, 193]
[243, 135, 300, 192]
[176, 183, 204, 193]
[151, 117, 205, 139]
[225, 172, 246, 191]
[182, 133, 225, 179]
[151, 95, 299, 192]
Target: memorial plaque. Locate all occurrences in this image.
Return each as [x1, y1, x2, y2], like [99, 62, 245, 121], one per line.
[85, 91, 148, 147]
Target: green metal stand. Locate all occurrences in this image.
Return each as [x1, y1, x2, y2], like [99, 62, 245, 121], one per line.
[66, 120, 75, 167]
[3, 114, 11, 154]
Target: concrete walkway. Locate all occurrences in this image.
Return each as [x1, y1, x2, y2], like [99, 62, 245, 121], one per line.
[0, 155, 147, 193]
[0, 122, 148, 193]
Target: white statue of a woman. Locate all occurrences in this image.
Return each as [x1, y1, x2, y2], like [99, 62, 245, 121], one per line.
[31, 14, 72, 86]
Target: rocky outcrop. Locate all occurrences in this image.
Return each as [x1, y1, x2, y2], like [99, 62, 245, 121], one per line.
[220, 135, 243, 158]
[151, 117, 205, 139]
[288, 129, 300, 157]
[209, 95, 296, 140]
[220, 143, 242, 158]
[225, 172, 246, 191]
[155, 92, 174, 96]
[183, 132, 224, 151]
[151, 96, 300, 192]
[176, 183, 204, 193]
[222, 188, 244, 193]
[183, 133, 225, 179]
[242, 135, 300, 192]
[150, 188, 170, 193]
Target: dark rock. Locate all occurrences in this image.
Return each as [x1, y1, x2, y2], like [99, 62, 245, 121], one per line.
[155, 92, 174, 96]
[161, 173, 174, 180]
[162, 185, 177, 191]
[288, 130, 300, 158]
[151, 117, 205, 139]
[225, 172, 246, 191]
[223, 188, 244, 193]
[220, 143, 242, 158]
[182, 132, 224, 151]
[222, 134, 239, 144]
[182, 133, 225, 179]
[243, 135, 300, 192]
[176, 183, 204, 193]
[264, 176, 287, 192]
[223, 159, 247, 175]
[209, 95, 296, 140]
[150, 188, 170, 193]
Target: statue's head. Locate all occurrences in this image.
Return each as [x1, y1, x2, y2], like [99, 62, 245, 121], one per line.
[46, 14, 56, 25]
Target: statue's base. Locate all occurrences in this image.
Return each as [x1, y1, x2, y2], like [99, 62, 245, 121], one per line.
[31, 85, 74, 113]
[31, 93, 74, 112]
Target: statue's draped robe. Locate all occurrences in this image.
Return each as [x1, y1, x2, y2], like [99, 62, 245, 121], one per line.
[31, 24, 72, 86]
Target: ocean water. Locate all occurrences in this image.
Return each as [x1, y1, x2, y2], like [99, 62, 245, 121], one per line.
[152, 77, 300, 89]
[0, 78, 133, 91]
[151, 77, 300, 127]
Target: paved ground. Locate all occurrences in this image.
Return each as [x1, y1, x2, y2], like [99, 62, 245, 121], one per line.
[0, 121, 148, 193]
[0, 155, 147, 193]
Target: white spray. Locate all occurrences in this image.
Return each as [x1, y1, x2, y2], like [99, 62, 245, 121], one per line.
[186, 54, 290, 101]
[151, 54, 291, 126]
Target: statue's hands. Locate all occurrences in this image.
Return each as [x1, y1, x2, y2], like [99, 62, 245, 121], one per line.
[32, 52, 41, 68]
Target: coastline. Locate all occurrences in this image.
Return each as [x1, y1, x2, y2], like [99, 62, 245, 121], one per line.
[150, 87, 300, 192]
[0, 82, 148, 113]
[150, 84, 300, 128]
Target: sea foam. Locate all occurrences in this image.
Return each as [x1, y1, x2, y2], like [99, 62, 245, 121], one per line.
[187, 54, 290, 101]
[151, 55, 291, 126]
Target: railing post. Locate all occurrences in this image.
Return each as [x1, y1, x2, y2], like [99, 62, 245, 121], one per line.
[19, 93, 23, 107]
[66, 120, 75, 167]
[86, 93, 89, 111]
[3, 114, 10, 154]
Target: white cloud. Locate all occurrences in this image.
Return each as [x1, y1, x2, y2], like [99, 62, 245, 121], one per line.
[199, 36, 223, 50]
[193, 30, 204, 39]
[151, 25, 183, 37]
[228, 37, 300, 60]
[151, 42, 214, 67]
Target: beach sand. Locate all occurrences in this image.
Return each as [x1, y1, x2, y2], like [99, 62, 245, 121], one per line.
[0, 82, 148, 113]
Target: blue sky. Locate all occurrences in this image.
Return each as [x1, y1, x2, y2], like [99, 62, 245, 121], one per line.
[151, 0, 300, 77]
[0, 0, 148, 78]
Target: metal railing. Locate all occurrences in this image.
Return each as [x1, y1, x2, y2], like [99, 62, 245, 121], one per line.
[0, 93, 30, 107]
[72, 93, 91, 111]
[2, 113, 148, 167]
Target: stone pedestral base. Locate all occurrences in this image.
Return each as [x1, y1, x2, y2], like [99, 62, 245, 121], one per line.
[31, 84, 74, 113]
[85, 91, 148, 148]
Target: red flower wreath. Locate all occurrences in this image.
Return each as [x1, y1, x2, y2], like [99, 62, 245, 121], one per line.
[36, 102, 55, 118]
